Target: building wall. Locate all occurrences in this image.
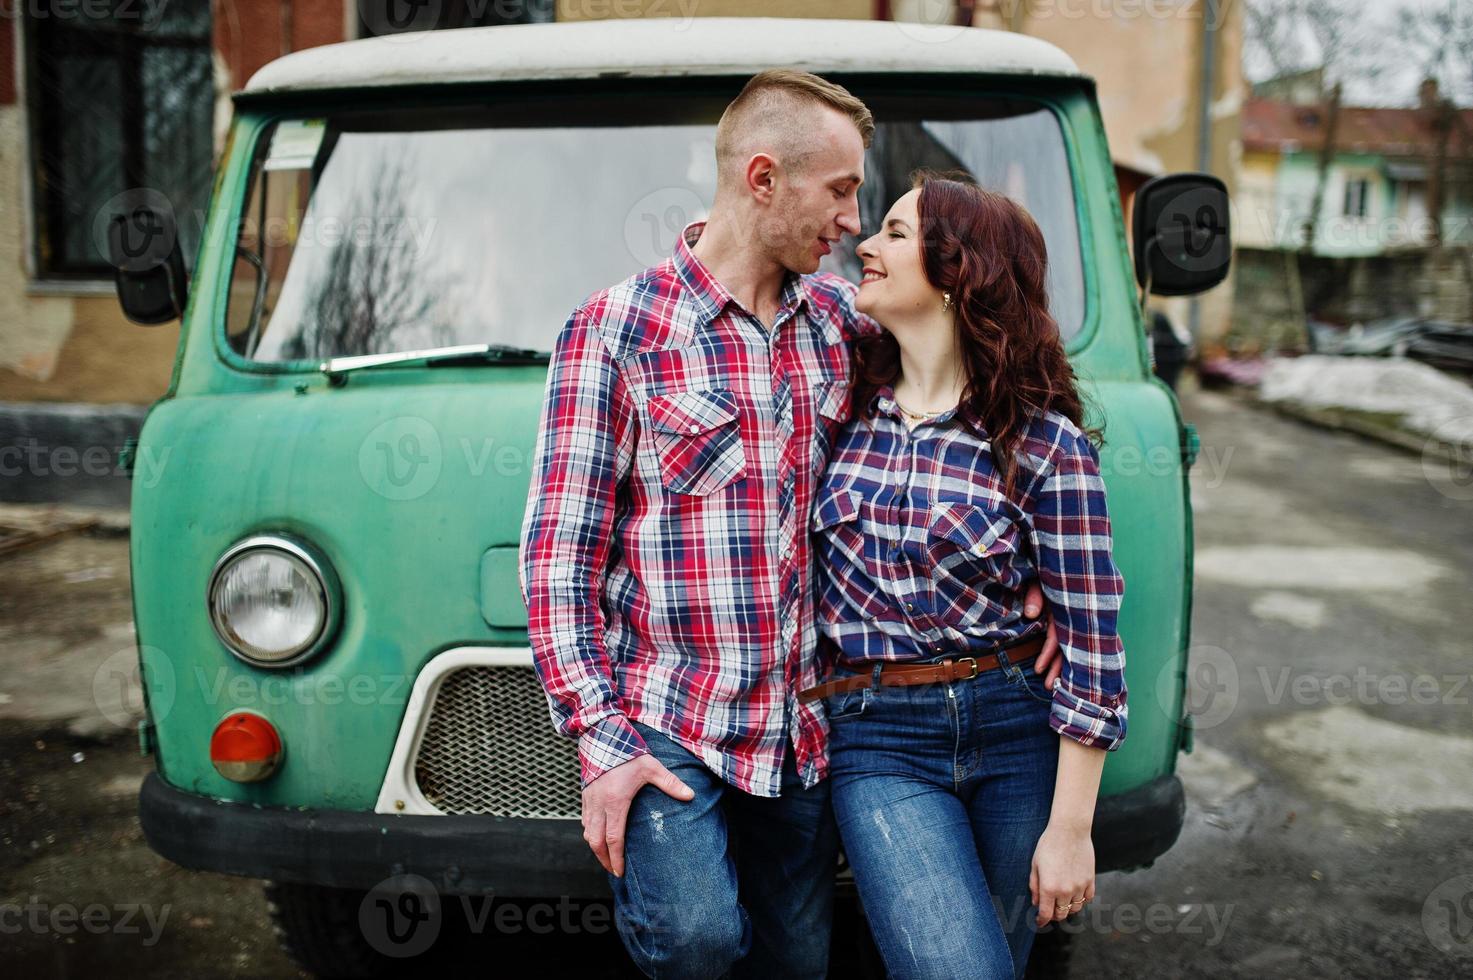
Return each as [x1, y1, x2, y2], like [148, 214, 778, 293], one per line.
[972, 0, 1243, 346]
[1235, 150, 1281, 249]
[5, 0, 1245, 407]
[0, 0, 351, 407]
[1230, 244, 1473, 352]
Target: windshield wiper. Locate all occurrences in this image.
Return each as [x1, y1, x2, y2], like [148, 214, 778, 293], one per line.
[319, 343, 549, 385]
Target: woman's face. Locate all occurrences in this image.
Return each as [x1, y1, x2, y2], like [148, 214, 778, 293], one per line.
[854, 188, 944, 322]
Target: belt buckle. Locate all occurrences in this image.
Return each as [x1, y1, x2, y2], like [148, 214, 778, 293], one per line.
[956, 657, 979, 681]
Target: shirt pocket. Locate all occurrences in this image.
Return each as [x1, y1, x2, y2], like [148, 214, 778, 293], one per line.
[810, 486, 861, 533]
[926, 501, 1022, 578]
[809, 378, 853, 478]
[646, 388, 748, 496]
[814, 379, 852, 424]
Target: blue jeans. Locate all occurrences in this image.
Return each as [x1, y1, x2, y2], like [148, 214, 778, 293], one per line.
[826, 651, 1059, 980]
[608, 721, 838, 980]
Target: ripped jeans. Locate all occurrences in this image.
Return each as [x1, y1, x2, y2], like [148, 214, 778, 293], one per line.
[606, 721, 838, 980]
[825, 655, 1060, 980]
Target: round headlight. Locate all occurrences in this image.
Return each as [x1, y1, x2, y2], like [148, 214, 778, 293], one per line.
[208, 535, 341, 667]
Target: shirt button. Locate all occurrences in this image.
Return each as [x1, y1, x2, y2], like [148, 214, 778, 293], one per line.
[689, 424, 699, 433]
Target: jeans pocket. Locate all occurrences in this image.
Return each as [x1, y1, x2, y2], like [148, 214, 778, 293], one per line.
[825, 686, 869, 720]
[1008, 663, 1056, 705]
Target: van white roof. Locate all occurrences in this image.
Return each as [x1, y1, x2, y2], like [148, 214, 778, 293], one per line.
[242, 17, 1083, 96]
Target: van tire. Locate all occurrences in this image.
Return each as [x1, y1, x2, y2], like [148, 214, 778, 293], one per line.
[264, 880, 395, 978]
[1024, 924, 1074, 979]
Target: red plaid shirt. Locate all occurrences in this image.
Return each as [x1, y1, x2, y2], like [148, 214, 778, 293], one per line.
[519, 222, 874, 796]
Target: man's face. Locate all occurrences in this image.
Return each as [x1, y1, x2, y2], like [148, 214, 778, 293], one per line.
[759, 109, 865, 275]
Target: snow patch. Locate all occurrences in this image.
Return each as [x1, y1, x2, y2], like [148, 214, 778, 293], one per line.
[1249, 592, 1328, 629]
[1259, 355, 1473, 445]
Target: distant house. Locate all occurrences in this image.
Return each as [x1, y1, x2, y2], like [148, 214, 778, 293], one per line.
[1237, 82, 1473, 256]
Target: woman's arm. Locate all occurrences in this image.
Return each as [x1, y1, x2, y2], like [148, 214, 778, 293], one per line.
[1024, 422, 1127, 926]
[1031, 737, 1107, 927]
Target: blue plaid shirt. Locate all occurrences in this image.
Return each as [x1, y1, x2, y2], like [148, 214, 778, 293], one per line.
[811, 385, 1127, 750]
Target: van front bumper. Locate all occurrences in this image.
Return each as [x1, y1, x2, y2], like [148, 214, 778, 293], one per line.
[138, 772, 609, 898]
[139, 769, 1184, 894]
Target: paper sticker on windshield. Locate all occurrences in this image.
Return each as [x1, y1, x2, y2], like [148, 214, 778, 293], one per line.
[264, 119, 326, 172]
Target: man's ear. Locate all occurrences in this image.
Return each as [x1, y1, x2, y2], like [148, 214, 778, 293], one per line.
[745, 153, 778, 205]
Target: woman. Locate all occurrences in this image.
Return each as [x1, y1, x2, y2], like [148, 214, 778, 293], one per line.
[803, 173, 1127, 979]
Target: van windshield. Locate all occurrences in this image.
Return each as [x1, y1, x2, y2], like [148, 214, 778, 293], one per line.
[225, 92, 1084, 363]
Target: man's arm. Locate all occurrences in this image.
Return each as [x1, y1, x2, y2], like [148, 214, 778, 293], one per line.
[519, 307, 650, 783]
[518, 308, 694, 878]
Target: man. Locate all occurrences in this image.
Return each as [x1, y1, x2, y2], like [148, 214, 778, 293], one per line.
[520, 70, 1058, 979]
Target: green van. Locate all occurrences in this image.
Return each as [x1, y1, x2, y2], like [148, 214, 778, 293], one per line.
[112, 16, 1228, 977]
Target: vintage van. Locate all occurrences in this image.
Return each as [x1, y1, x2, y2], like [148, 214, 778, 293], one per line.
[113, 16, 1228, 978]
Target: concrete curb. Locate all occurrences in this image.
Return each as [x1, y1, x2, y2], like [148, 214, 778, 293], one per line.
[1257, 398, 1465, 465]
[0, 502, 130, 538]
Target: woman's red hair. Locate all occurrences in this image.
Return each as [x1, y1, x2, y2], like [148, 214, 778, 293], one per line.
[851, 171, 1098, 498]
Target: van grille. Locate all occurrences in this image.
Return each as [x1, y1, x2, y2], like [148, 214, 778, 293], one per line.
[413, 665, 581, 818]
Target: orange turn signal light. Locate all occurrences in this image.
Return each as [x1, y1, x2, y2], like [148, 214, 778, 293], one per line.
[209, 712, 283, 783]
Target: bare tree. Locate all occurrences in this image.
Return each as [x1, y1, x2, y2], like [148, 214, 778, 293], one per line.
[1395, 0, 1473, 249]
[1244, 0, 1386, 252]
[282, 156, 462, 360]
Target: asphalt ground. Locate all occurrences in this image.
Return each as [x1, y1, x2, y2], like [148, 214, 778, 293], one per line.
[2, 378, 1470, 977]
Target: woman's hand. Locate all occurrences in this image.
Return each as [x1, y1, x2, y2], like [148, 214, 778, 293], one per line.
[1030, 821, 1095, 928]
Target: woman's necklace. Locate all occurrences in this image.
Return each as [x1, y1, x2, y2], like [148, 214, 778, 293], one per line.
[892, 397, 944, 422]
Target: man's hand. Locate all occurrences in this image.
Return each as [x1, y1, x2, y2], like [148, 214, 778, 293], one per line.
[1022, 581, 1064, 691]
[581, 755, 695, 878]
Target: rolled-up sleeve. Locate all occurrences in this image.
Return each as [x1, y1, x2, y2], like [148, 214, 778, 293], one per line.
[1030, 429, 1127, 751]
[518, 308, 649, 785]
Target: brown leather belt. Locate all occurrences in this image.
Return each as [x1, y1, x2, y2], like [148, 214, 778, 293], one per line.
[797, 633, 1045, 705]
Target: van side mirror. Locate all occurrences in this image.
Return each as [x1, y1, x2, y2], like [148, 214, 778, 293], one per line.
[1132, 173, 1230, 297]
[108, 200, 189, 324]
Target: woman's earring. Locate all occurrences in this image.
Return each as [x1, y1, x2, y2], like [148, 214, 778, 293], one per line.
[942, 291, 954, 313]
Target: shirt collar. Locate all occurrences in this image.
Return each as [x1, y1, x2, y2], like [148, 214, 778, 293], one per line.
[675, 221, 814, 328]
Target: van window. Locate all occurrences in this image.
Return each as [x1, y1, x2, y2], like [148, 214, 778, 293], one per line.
[225, 92, 1083, 363]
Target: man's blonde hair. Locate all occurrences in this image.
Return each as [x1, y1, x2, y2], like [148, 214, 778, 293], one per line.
[715, 69, 875, 182]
